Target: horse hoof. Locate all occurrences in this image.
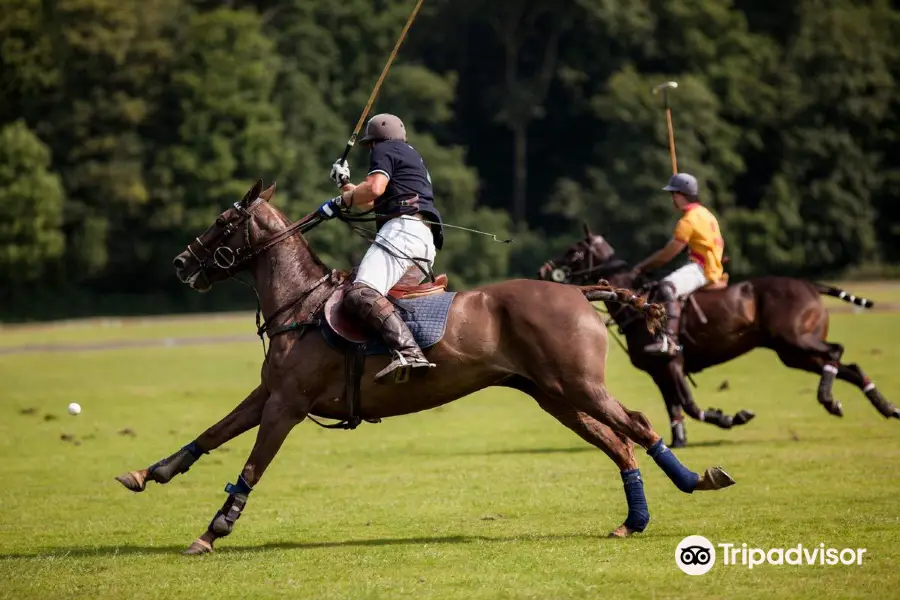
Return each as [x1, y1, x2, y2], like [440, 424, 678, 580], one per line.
[183, 539, 213, 555]
[893, 408, 900, 419]
[115, 470, 147, 493]
[607, 524, 638, 538]
[733, 410, 756, 426]
[696, 466, 736, 491]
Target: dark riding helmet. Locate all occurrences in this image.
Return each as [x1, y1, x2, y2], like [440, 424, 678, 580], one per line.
[359, 113, 407, 147]
[662, 173, 699, 197]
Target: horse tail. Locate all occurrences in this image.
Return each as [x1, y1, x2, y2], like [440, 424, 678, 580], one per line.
[579, 280, 667, 334]
[812, 282, 875, 309]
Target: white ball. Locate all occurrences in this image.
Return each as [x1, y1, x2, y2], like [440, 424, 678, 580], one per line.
[67, 402, 81, 416]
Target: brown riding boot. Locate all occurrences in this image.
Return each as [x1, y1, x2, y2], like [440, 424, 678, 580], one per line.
[343, 283, 436, 384]
[644, 286, 682, 357]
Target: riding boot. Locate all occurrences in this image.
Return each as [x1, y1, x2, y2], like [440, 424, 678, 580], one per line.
[344, 282, 435, 384]
[644, 284, 682, 356]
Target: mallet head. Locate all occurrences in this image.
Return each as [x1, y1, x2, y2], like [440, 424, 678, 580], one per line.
[652, 81, 678, 95]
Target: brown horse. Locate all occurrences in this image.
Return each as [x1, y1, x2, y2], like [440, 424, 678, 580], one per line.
[115, 180, 735, 554]
[539, 224, 898, 447]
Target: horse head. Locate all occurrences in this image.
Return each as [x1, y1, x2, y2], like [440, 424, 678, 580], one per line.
[172, 178, 298, 292]
[538, 222, 621, 285]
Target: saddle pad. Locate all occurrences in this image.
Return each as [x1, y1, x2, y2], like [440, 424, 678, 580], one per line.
[321, 292, 457, 357]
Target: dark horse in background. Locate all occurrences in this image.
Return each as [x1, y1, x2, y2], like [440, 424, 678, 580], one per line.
[116, 181, 735, 554]
[539, 224, 898, 447]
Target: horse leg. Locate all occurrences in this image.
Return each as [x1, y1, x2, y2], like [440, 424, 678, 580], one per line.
[650, 370, 689, 448]
[503, 376, 649, 537]
[837, 363, 900, 419]
[185, 391, 306, 555]
[654, 363, 756, 438]
[774, 339, 845, 417]
[554, 379, 735, 495]
[116, 384, 269, 493]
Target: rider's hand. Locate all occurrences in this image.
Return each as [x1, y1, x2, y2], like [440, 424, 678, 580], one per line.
[316, 196, 344, 219]
[330, 159, 350, 188]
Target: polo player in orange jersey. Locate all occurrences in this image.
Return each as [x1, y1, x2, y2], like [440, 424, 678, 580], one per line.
[632, 173, 726, 356]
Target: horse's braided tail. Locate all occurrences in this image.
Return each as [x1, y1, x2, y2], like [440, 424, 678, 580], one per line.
[813, 282, 874, 309]
[579, 280, 666, 334]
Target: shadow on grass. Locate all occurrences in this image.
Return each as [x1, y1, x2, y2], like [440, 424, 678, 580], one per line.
[0, 531, 661, 559]
[448, 438, 770, 456]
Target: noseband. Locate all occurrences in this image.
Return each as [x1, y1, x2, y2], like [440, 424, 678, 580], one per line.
[544, 240, 621, 284]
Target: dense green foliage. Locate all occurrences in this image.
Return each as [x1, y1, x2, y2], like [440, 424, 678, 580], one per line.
[1, 0, 898, 318]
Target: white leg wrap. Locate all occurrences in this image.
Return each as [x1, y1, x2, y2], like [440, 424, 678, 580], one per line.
[863, 382, 876, 393]
[822, 364, 838, 375]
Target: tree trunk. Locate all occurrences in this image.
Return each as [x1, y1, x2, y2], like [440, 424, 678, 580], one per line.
[513, 122, 527, 224]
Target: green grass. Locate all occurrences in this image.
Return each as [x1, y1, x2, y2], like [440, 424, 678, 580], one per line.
[0, 313, 251, 348]
[1, 312, 898, 599]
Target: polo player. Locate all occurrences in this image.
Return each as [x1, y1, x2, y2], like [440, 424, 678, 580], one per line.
[317, 113, 444, 384]
[632, 173, 726, 356]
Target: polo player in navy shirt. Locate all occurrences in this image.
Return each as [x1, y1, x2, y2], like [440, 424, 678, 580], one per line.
[317, 113, 444, 385]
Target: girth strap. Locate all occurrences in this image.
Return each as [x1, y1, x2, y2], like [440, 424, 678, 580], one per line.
[307, 341, 381, 431]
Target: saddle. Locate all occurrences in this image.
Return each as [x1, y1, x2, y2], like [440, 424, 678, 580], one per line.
[324, 268, 448, 343]
[681, 273, 729, 326]
[311, 268, 454, 431]
[644, 273, 730, 329]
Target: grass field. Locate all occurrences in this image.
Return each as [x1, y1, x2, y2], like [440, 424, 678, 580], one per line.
[1, 301, 899, 599]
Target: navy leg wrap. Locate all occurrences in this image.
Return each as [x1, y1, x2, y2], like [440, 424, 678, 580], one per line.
[209, 475, 253, 537]
[647, 439, 698, 493]
[184, 441, 205, 459]
[147, 441, 207, 483]
[224, 475, 252, 496]
[621, 469, 650, 532]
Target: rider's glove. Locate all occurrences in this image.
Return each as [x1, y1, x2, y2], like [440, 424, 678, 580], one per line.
[330, 159, 351, 188]
[316, 196, 344, 220]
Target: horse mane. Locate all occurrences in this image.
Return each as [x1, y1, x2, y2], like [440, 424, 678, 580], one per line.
[262, 200, 331, 273]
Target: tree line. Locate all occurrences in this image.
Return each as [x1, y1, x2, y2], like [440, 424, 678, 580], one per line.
[2, 0, 898, 320]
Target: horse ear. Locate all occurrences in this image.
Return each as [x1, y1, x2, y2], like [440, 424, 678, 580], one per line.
[582, 222, 593, 238]
[242, 178, 264, 206]
[259, 182, 276, 202]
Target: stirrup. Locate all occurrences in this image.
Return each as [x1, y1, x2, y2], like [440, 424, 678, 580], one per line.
[644, 335, 681, 356]
[374, 351, 435, 385]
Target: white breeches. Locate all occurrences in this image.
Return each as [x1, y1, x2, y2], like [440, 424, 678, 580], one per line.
[354, 216, 436, 296]
[663, 262, 710, 298]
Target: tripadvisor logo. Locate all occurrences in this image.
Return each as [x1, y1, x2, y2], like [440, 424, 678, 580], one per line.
[675, 536, 867, 575]
[676, 535, 716, 575]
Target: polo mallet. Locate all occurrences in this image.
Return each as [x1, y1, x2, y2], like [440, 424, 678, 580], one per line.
[339, 0, 426, 163]
[652, 80, 679, 174]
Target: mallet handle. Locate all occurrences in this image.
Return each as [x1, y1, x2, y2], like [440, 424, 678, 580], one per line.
[665, 106, 678, 174]
[340, 0, 425, 163]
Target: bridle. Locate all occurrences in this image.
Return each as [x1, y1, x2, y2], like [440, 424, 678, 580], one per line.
[542, 239, 654, 348]
[182, 197, 335, 356]
[185, 198, 325, 280]
[542, 239, 623, 285]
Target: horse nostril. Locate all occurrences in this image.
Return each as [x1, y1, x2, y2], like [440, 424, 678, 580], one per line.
[173, 256, 186, 269]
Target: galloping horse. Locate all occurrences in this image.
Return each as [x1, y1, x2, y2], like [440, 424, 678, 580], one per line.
[116, 180, 735, 554]
[539, 225, 898, 447]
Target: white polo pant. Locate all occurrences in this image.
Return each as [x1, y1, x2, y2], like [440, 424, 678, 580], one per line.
[663, 262, 710, 298]
[354, 216, 436, 296]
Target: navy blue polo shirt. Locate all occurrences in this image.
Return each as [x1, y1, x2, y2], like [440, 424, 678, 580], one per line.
[368, 140, 444, 250]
